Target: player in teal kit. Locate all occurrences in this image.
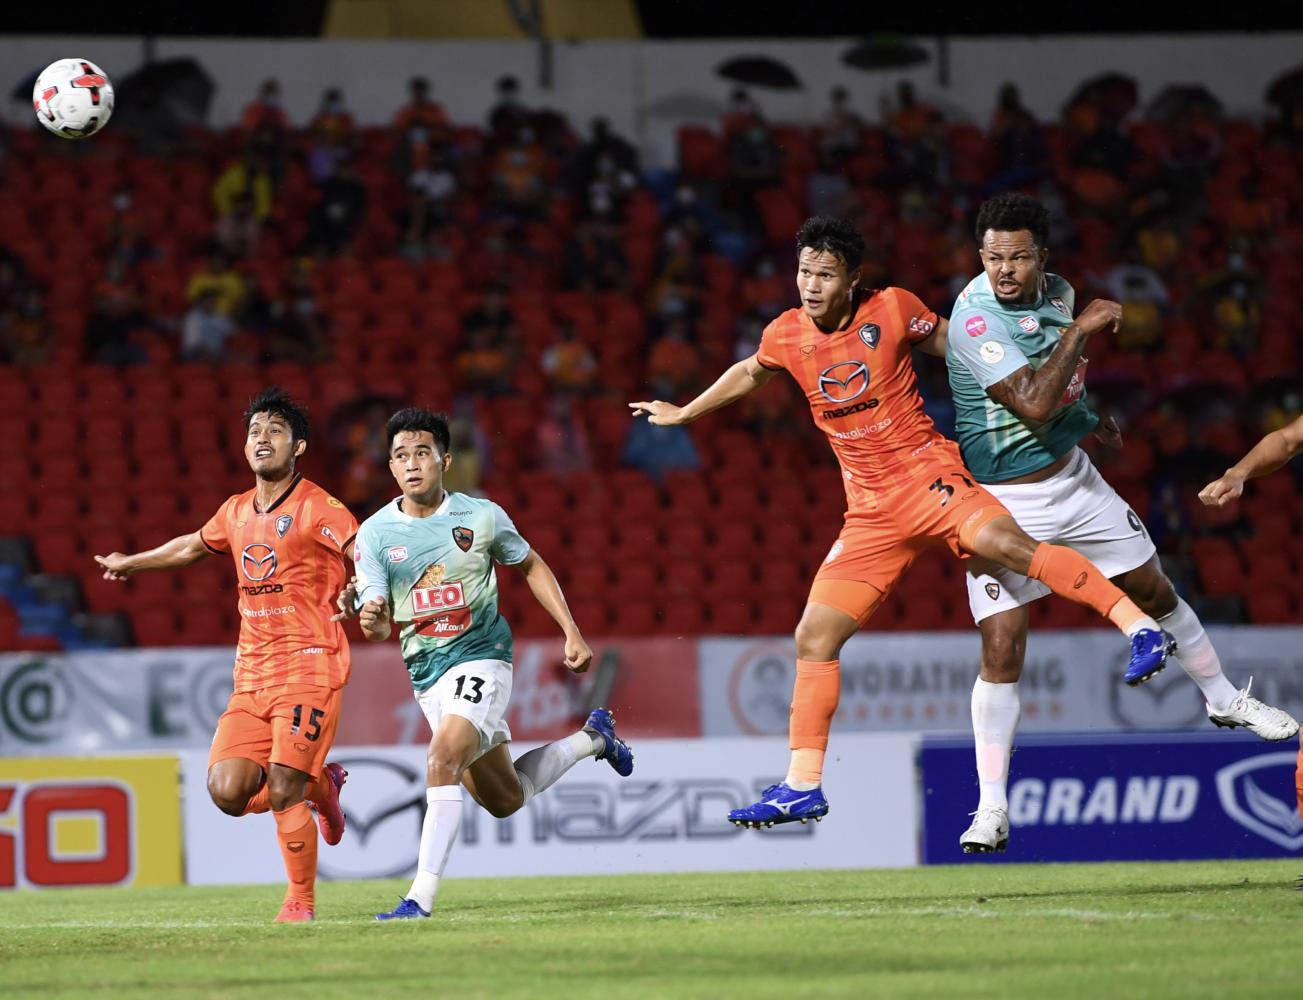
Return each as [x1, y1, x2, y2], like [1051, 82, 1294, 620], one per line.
[347, 408, 633, 919]
[945, 192, 1296, 854]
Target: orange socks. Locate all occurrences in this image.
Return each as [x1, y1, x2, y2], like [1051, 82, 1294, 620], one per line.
[1296, 745, 1303, 820]
[786, 659, 840, 788]
[1027, 543, 1151, 633]
[273, 801, 318, 907]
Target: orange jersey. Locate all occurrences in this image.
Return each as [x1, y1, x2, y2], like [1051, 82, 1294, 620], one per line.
[200, 476, 358, 693]
[758, 287, 948, 510]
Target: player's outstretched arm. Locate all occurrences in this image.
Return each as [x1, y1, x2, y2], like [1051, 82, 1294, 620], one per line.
[1199, 414, 1303, 507]
[985, 299, 1120, 422]
[93, 531, 208, 581]
[629, 353, 777, 426]
[358, 596, 392, 642]
[914, 317, 950, 357]
[514, 549, 593, 673]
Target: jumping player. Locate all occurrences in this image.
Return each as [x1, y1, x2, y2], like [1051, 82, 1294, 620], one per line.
[630, 216, 1175, 829]
[945, 193, 1296, 854]
[93, 388, 355, 923]
[346, 408, 633, 920]
[1199, 411, 1303, 821]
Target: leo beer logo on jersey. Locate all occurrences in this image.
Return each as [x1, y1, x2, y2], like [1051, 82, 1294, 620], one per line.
[908, 315, 935, 336]
[412, 581, 466, 616]
[817, 361, 869, 404]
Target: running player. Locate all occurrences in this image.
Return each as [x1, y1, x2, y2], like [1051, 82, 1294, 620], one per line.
[346, 408, 633, 920]
[946, 193, 1296, 854]
[1199, 413, 1303, 819]
[630, 216, 1175, 829]
[93, 388, 355, 923]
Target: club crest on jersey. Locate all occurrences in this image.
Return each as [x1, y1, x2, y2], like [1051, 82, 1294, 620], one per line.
[275, 514, 293, 538]
[1050, 296, 1071, 317]
[241, 543, 277, 582]
[452, 526, 474, 552]
[858, 323, 880, 349]
[817, 361, 870, 404]
[1018, 316, 1040, 333]
[388, 546, 408, 563]
[986, 583, 1001, 601]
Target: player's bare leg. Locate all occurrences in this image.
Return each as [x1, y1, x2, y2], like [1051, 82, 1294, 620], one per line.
[729, 598, 863, 829]
[206, 758, 266, 815]
[963, 514, 1174, 685]
[1114, 557, 1296, 740]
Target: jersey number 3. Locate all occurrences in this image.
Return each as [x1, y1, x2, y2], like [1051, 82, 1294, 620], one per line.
[928, 472, 975, 507]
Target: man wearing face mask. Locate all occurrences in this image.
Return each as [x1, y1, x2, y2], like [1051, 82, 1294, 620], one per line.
[946, 192, 1296, 855]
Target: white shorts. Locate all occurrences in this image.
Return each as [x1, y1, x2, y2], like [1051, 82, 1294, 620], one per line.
[414, 659, 513, 762]
[967, 448, 1156, 623]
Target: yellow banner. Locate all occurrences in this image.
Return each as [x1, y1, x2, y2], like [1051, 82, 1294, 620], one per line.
[0, 756, 182, 889]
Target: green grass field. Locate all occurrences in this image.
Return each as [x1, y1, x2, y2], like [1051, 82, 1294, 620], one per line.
[2, 861, 1301, 999]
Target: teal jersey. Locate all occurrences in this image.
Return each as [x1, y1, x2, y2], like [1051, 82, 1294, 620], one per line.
[946, 271, 1099, 483]
[354, 492, 530, 692]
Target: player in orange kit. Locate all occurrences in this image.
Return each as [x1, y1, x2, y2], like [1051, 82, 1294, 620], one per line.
[94, 388, 357, 921]
[630, 217, 1175, 827]
[1198, 413, 1303, 825]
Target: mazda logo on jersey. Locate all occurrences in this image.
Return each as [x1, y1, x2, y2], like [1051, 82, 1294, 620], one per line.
[241, 543, 278, 582]
[818, 362, 870, 404]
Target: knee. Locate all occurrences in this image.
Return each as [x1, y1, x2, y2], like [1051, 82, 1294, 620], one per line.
[980, 634, 1025, 684]
[794, 619, 840, 662]
[426, 751, 466, 787]
[484, 792, 524, 819]
[266, 772, 306, 813]
[1132, 574, 1177, 618]
[207, 774, 250, 816]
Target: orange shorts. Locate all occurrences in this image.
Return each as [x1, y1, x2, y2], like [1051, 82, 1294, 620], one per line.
[208, 682, 343, 779]
[811, 462, 1009, 624]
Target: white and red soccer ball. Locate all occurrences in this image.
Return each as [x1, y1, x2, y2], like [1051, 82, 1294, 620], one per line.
[33, 58, 114, 138]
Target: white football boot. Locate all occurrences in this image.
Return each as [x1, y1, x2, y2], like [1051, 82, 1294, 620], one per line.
[960, 806, 1009, 854]
[1207, 678, 1299, 742]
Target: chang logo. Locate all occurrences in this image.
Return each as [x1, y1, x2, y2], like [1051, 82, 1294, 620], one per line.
[241, 543, 278, 582]
[818, 361, 869, 404]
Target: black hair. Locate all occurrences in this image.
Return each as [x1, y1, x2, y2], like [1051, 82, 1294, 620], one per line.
[244, 386, 309, 442]
[795, 216, 864, 271]
[386, 407, 451, 455]
[975, 192, 1050, 248]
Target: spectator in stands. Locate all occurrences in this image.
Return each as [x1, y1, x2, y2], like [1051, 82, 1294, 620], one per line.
[646, 320, 702, 398]
[886, 81, 946, 186]
[307, 89, 357, 185]
[241, 78, 290, 135]
[263, 264, 326, 363]
[488, 75, 529, 146]
[536, 396, 593, 475]
[722, 87, 762, 136]
[740, 256, 786, 316]
[180, 289, 234, 362]
[562, 219, 629, 292]
[569, 117, 639, 214]
[490, 126, 551, 218]
[621, 411, 701, 483]
[213, 150, 274, 223]
[305, 160, 367, 257]
[541, 322, 598, 395]
[456, 326, 514, 396]
[460, 285, 515, 340]
[725, 117, 781, 220]
[331, 394, 403, 511]
[394, 76, 451, 144]
[990, 83, 1049, 188]
[85, 259, 147, 365]
[400, 145, 458, 248]
[442, 415, 486, 496]
[213, 193, 262, 260]
[186, 252, 246, 319]
[818, 86, 864, 163]
[1097, 249, 1169, 351]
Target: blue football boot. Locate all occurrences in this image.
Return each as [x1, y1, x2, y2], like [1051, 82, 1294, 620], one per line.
[728, 783, 829, 829]
[585, 708, 634, 777]
[375, 898, 430, 921]
[1124, 628, 1177, 686]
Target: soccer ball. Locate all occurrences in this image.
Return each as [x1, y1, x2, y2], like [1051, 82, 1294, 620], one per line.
[33, 58, 114, 138]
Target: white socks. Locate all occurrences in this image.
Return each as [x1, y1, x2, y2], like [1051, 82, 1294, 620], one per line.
[972, 678, 1020, 811]
[513, 730, 603, 806]
[1125, 616, 1161, 637]
[407, 785, 463, 912]
[1158, 598, 1239, 711]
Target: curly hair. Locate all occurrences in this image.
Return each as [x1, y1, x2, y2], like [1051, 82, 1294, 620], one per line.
[974, 192, 1051, 247]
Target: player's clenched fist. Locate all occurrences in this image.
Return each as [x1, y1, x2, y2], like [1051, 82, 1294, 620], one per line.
[563, 632, 593, 673]
[1198, 472, 1245, 507]
[358, 596, 388, 630]
[628, 400, 686, 426]
[94, 552, 134, 581]
[331, 576, 360, 622]
[1075, 298, 1123, 337]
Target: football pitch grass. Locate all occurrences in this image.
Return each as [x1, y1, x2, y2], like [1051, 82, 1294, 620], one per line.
[2, 861, 1301, 999]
